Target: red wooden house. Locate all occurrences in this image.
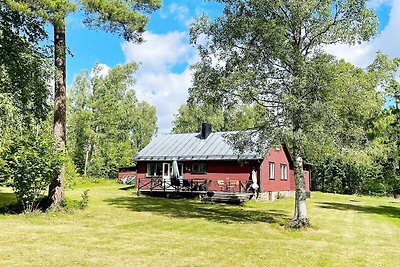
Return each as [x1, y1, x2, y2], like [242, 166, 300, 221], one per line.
[134, 123, 310, 200]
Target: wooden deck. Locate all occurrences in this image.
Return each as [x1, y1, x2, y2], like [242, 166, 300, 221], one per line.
[139, 189, 253, 204]
[138, 189, 207, 198]
[136, 177, 254, 203]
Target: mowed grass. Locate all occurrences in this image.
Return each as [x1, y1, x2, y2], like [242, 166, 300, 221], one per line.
[0, 181, 399, 267]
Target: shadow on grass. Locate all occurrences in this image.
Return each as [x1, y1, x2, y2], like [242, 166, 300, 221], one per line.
[0, 192, 18, 214]
[317, 202, 400, 219]
[118, 185, 136, 191]
[105, 196, 290, 224]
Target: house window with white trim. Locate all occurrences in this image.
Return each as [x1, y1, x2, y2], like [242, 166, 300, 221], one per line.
[146, 162, 162, 177]
[269, 162, 275, 180]
[280, 164, 288, 181]
[192, 162, 206, 174]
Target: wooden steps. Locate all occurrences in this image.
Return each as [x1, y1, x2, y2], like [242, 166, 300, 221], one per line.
[202, 191, 253, 204]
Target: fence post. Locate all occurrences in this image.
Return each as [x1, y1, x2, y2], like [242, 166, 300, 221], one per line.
[136, 178, 141, 196]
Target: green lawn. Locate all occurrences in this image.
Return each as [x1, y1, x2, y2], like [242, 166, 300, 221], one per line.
[0, 181, 399, 266]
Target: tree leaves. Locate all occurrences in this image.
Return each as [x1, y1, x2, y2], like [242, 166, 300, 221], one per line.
[0, 3, 50, 123]
[68, 63, 157, 178]
[0, 129, 63, 212]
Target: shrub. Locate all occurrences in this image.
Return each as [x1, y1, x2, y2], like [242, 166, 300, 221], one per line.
[79, 189, 90, 209]
[0, 132, 62, 212]
[63, 189, 90, 211]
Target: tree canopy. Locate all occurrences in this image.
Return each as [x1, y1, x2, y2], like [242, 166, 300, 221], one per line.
[68, 63, 157, 179]
[190, 0, 378, 228]
[172, 102, 266, 134]
[4, 0, 162, 209]
[0, 3, 50, 122]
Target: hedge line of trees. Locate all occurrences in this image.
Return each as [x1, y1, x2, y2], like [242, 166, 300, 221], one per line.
[173, 55, 400, 197]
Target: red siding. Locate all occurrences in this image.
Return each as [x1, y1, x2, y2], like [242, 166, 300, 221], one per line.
[136, 147, 311, 193]
[136, 162, 146, 188]
[137, 161, 259, 191]
[183, 161, 257, 191]
[288, 169, 310, 192]
[261, 148, 291, 192]
[304, 170, 310, 192]
[136, 163, 147, 179]
[289, 169, 296, 191]
[260, 147, 310, 192]
[118, 171, 136, 179]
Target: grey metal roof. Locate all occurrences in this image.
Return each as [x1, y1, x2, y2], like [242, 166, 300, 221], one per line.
[135, 131, 264, 161]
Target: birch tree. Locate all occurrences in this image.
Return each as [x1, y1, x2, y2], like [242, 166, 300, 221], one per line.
[190, 0, 377, 228]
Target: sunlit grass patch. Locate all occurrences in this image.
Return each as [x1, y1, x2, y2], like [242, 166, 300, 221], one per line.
[0, 183, 399, 266]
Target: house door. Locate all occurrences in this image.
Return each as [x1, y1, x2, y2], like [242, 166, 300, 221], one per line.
[162, 163, 171, 186]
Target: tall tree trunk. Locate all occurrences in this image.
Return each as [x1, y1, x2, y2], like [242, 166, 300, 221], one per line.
[84, 139, 91, 176]
[288, 35, 310, 227]
[395, 94, 400, 178]
[48, 22, 66, 210]
[289, 131, 310, 228]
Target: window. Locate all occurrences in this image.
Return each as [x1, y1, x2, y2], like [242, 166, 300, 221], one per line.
[269, 162, 275, 180]
[162, 163, 170, 177]
[146, 163, 162, 177]
[192, 162, 207, 174]
[280, 164, 288, 181]
[178, 163, 184, 177]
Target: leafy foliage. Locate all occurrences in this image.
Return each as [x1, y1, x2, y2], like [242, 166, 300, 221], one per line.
[64, 189, 90, 210]
[4, 0, 162, 209]
[0, 130, 63, 212]
[68, 63, 157, 178]
[0, 3, 50, 122]
[0, 94, 22, 149]
[304, 54, 400, 197]
[190, 0, 379, 227]
[172, 102, 266, 133]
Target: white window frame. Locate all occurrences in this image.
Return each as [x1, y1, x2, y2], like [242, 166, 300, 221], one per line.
[280, 164, 288, 181]
[269, 162, 275, 180]
[162, 163, 170, 178]
[178, 163, 184, 178]
[146, 162, 162, 177]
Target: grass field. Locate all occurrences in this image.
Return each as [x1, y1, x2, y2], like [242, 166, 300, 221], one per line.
[0, 181, 399, 267]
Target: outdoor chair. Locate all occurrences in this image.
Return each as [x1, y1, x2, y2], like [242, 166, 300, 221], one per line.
[216, 180, 225, 191]
[226, 179, 240, 192]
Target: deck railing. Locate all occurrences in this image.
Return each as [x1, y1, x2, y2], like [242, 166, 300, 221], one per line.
[137, 177, 254, 194]
[137, 177, 210, 194]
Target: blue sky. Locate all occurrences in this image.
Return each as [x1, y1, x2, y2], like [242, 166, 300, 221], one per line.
[65, 0, 398, 133]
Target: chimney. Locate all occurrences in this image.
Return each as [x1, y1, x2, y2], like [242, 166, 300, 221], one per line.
[201, 123, 212, 139]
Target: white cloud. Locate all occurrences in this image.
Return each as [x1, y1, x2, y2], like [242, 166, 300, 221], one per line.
[169, 3, 190, 24]
[135, 69, 192, 133]
[324, 43, 374, 68]
[90, 63, 111, 78]
[325, 1, 399, 68]
[159, 3, 192, 25]
[121, 31, 197, 133]
[122, 31, 193, 72]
